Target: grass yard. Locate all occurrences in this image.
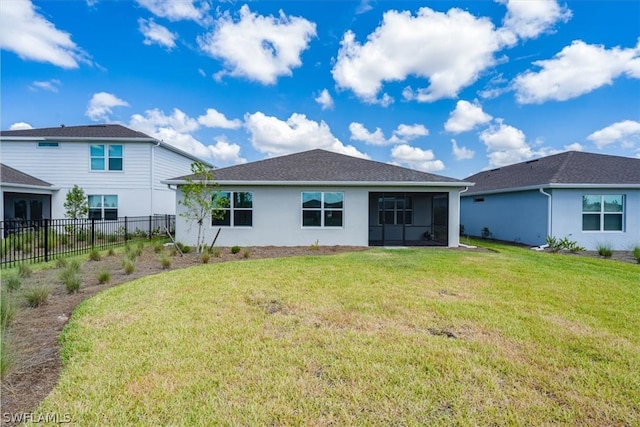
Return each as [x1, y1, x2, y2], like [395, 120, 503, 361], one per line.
[34, 244, 639, 425]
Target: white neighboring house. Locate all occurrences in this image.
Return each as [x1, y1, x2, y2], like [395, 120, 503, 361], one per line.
[164, 149, 472, 248]
[0, 124, 210, 223]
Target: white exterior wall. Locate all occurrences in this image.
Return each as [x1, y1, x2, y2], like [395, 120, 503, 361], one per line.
[175, 185, 462, 247]
[551, 188, 640, 250]
[1, 140, 197, 218]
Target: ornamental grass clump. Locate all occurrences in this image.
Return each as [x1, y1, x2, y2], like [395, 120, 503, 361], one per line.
[159, 253, 172, 270]
[4, 275, 22, 293]
[597, 243, 613, 258]
[59, 267, 81, 294]
[632, 246, 640, 264]
[17, 263, 32, 279]
[200, 252, 211, 264]
[88, 248, 102, 261]
[122, 258, 136, 275]
[23, 285, 51, 308]
[97, 270, 111, 284]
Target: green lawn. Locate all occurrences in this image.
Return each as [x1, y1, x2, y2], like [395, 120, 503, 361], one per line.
[35, 244, 639, 425]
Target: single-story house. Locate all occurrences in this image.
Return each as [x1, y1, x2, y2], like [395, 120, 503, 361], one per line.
[0, 124, 211, 222]
[460, 151, 640, 250]
[164, 149, 473, 248]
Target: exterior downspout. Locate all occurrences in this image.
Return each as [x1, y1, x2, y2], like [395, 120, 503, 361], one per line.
[150, 140, 160, 216]
[539, 188, 552, 239]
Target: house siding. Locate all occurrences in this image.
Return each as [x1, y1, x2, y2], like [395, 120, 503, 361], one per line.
[176, 186, 462, 247]
[460, 190, 548, 246]
[551, 188, 640, 250]
[1, 140, 197, 218]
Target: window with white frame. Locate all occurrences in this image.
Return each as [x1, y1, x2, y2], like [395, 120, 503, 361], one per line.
[302, 192, 343, 227]
[90, 144, 123, 171]
[88, 195, 118, 220]
[582, 195, 624, 231]
[212, 192, 252, 227]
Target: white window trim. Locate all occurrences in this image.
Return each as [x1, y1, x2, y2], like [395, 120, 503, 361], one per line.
[90, 144, 124, 172]
[581, 194, 625, 232]
[301, 192, 344, 228]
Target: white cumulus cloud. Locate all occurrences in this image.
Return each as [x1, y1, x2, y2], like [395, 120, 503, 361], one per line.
[350, 123, 429, 145]
[332, 7, 504, 103]
[138, 18, 177, 49]
[451, 139, 475, 160]
[513, 40, 640, 104]
[9, 122, 34, 130]
[0, 0, 90, 68]
[197, 108, 242, 129]
[315, 89, 334, 110]
[86, 92, 129, 121]
[587, 120, 640, 149]
[445, 100, 493, 133]
[391, 144, 445, 172]
[479, 119, 533, 167]
[499, 0, 572, 40]
[244, 112, 368, 158]
[128, 107, 245, 165]
[198, 5, 316, 85]
[136, 0, 209, 23]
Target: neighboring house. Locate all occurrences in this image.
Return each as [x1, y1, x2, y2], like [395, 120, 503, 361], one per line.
[0, 124, 210, 223]
[164, 149, 472, 248]
[0, 163, 57, 229]
[460, 151, 640, 250]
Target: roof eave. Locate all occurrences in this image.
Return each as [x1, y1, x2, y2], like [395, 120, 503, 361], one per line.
[464, 182, 640, 196]
[163, 179, 473, 187]
[0, 183, 59, 191]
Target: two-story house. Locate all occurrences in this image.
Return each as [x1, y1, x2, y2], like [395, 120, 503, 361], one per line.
[0, 124, 210, 223]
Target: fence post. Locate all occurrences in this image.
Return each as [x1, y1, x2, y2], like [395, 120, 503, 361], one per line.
[91, 219, 96, 248]
[44, 219, 49, 262]
[124, 216, 129, 242]
[149, 215, 152, 240]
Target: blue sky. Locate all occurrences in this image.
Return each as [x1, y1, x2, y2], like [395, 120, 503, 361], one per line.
[1, 0, 639, 179]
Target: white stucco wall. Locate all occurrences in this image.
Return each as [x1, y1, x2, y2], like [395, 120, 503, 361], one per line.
[175, 185, 463, 248]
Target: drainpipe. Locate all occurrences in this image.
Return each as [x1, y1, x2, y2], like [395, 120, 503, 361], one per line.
[539, 188, 552, 238]
[150, 140, 161, 216]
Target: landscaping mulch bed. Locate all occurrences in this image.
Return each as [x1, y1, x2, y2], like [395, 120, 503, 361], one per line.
[1, 244, 636, 425]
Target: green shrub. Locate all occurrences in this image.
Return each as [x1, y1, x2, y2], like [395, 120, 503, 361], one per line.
[159, 254, 172, 269]
[4, 275, 22, 292]
[97, 270, 111, 284]
[597, 244, 613, 258]
[88, 248, 102, 261]
[231, 245, 241, 254]
[23, 285, 51, 308]
[200, 252, 211, 264]
[545, 236, 562, 253]
[632, 246, 640, 264]
[17, 263, 32, 279]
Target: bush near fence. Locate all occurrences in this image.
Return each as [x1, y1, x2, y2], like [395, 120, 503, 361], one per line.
[0, 215, 175, 268]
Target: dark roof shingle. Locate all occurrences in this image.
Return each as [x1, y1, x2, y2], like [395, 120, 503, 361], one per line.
[0, 163, 53, 187]
[173, 149, 465, 183]
[465, 151, 640, 194]
[0, 124, 152, 139]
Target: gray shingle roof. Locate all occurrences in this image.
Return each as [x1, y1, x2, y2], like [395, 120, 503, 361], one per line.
[0, 124, 152, 139]
[173, 149, 466, 184]
[0, 163, 53, 187]
[465, 151, 640, 195]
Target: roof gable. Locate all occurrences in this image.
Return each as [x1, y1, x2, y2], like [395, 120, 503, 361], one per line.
[173, 149, 466, 184]
[466, 151, 640, 194]
[0, 163, 53, 187]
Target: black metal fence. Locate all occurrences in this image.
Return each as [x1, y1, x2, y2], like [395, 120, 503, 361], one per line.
[0, 215, 175, 268]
